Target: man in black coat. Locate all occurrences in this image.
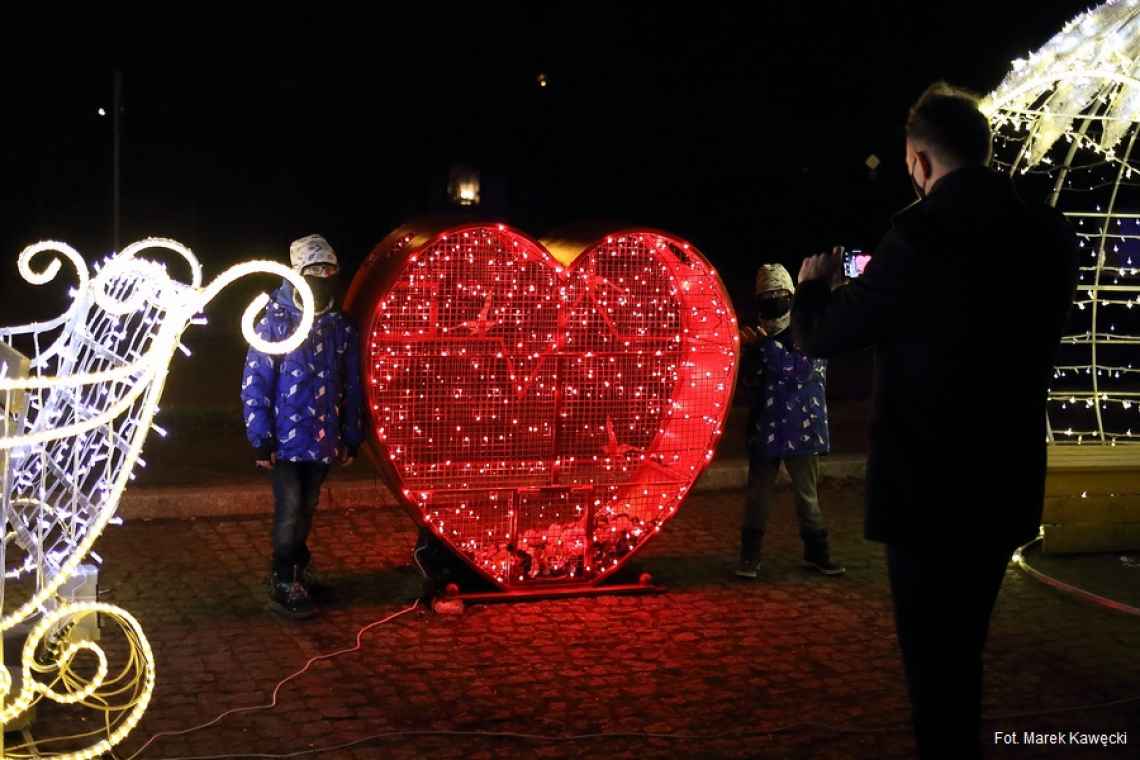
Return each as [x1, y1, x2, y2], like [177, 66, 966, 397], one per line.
[792, 83, 1078, 759]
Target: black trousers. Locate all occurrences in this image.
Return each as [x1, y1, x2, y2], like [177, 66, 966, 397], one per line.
[886, 542, 1012, 760]
[271, 460, 330, 579]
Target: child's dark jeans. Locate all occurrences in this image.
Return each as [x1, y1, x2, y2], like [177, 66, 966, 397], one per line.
[271, 460, 330, 579]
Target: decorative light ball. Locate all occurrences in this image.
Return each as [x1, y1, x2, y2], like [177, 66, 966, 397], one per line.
[984, 0, 1140, 446]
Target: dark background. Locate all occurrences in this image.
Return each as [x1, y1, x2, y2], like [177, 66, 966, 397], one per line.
[0, 3, 1088, 277]
[0, 1, 1097, 481]
[0, 2, 1090, 398]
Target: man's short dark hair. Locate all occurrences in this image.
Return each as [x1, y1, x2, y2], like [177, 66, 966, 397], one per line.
[906, 82, 992, 166]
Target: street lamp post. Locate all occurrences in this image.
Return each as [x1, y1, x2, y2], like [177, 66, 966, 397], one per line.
[112, 69, 122, 254]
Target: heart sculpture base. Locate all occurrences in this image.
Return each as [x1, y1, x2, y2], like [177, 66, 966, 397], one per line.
[346, 221, 739, 593]
[456, 579, 666, 604]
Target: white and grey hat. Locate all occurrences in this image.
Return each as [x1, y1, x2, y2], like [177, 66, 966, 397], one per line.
[755, 263, 794, 335]
[754, 262, 794, 296]
[289, 234, 338, 274]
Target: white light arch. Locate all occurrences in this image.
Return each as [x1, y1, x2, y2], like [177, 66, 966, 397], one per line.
[986, 0, 1140, 446]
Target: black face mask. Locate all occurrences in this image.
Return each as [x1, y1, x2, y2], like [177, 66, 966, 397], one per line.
[303, 275, 335, 307]
[756, 295, 792, 320]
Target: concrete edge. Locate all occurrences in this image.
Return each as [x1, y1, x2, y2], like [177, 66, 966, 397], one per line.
[119, 455, 867, 521]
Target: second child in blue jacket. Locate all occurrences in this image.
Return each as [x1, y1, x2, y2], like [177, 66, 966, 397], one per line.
[737, 263, 844, 578]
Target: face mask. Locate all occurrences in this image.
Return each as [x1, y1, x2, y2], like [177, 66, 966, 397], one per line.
[908, 155, 926, 200]
[756, 292, 792, 335]
[303, 275, 334, 308]
[756, 294, 791, 320]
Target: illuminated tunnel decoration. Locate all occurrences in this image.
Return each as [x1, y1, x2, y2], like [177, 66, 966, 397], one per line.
[348, 223, 739, 589]
[984, 0, 1140, 446]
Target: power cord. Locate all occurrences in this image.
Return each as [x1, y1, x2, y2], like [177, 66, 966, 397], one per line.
[1012, 536, 1140, 617]
[124, 600, 421, 760]
[126, 541, 1140, 760]
[139, 689, 1140, 760]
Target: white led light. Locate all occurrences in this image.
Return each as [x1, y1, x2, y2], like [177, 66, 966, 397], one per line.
[988, 1, 1140, 449]
[1, 238, 314, 756]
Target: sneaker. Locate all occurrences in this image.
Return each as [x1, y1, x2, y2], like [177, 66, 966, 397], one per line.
[300, 563, 333, 600]
[803, 557, 846, 576]
[737, 527, 764, 579]
[802, 528, 846, 576]
[268, 569, 319, 619]
[735, 560, 762, 579]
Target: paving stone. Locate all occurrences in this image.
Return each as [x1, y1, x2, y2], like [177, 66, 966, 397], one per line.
[16, 482, 1138, 759]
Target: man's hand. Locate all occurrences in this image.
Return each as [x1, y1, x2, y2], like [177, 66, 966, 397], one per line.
[740, 325, 768, 346]
[255, 452, 277, 471]
[798, 246, 845, 285]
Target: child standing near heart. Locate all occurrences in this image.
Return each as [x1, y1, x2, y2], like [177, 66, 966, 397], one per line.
[737, 263, 845, 578]
[241, 234, 365, 618]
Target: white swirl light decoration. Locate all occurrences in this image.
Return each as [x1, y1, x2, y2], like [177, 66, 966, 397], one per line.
[92, 257, 171, 318]
[0, 602, 156, 760]
[0, 242, 92, 369]
[987, 0, 1140, 448]
[91, 238, 208, 319]
[199, 259, 315, 355]
[0, 238, 314, 756]
[117, 237, 205, 289]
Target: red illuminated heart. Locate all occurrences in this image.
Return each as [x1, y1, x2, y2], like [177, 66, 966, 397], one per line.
[346, 223, 738, 590]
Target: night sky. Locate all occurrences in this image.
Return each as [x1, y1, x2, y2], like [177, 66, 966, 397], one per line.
[0, 1, 1091, 318]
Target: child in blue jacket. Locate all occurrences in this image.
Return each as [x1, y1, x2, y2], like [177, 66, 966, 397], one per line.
[241, 234, 364, 618]
[737, 263, 844, 578]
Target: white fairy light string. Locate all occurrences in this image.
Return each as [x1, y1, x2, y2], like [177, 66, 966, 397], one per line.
[0, 238, 314, 756]
[355, 225, 737, 590]
[984, 0, 1140, 445]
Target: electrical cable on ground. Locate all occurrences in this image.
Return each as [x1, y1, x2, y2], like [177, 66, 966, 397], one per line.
[1012, 536, 1140, 617]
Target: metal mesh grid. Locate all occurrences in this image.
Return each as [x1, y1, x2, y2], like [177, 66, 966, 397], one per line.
[366, 226, 737, 589]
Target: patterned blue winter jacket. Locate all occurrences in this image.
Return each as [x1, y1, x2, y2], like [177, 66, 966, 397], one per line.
[742, 328, 831, 459]
[240, 283, 365, 464]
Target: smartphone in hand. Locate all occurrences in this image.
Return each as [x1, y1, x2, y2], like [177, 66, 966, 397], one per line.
[842, 249, 871, 278]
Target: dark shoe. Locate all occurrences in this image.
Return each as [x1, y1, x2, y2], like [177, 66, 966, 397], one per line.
[735, 559, 762, 579]
[802, 528, 846, 576]
[300, 563, 333, 601]
[803, 556, 846, 575]
[737, 527, 764, 578]
[268, 568, 319, 619]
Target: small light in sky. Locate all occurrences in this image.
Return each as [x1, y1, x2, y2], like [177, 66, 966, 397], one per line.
[98, 107, 107, 117]
[537, 73, 548, 88]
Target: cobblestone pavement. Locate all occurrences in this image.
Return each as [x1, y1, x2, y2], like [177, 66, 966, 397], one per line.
[21, 481, 1140, 759]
